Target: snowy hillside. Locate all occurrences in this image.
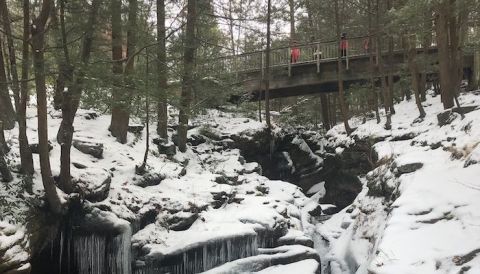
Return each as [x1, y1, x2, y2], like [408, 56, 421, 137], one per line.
[318, 91, 480, 274]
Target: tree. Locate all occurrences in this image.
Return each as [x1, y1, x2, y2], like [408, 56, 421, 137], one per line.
[335, 0, 352, 134]
[264, 0, 272, 129]
[31, 0, 63, 214]
[19, 0, 34, 174]
[57, 0, 100, 193]
[177, 0, 197, 152]
[0, 0, 34, 174]
[434, 0, 467, 109]
[109, 0, 128, 143]
[407, 35, 427, 118]
[0, 35, 15, 130]
[156, 0, 168, 139]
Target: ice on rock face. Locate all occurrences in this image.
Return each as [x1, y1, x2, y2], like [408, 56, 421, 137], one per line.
[71, 227, 132, 274]
[134, 234, 258, 274]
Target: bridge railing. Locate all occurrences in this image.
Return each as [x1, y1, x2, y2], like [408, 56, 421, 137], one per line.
[203, 36, 412, 76]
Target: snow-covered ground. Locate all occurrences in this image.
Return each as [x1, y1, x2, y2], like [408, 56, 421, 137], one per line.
[1, 102, 320, 273]
[319, 91, 480, 274]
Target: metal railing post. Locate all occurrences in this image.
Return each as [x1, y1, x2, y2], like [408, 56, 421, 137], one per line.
[316, 43, 321, 73]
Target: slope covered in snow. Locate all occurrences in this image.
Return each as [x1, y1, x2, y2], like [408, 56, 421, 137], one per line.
[319, 91, 480, 274]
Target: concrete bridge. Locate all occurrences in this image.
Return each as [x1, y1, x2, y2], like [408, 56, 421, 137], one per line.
[206, 37, 479, 101]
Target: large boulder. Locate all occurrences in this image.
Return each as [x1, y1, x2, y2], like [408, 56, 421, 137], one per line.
[30, 141, 53, 154]
[72, 139, 103, 159]
[72, 168, 112, 202]
[437, 109, 461, 126]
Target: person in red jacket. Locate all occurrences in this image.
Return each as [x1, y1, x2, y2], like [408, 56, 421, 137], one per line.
[340, 33, 348, 57]
[291, 41, 300, 63]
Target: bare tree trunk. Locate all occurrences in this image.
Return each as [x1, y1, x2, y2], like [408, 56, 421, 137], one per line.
[320, 93, 330, 130]
[264, 0, 272, 129]
[0, 0, 21, 114]
[407, 35, 426, 118]
[375, 0, 391, 130]
[386, 0, 395, 115]
[58, 0, 100, 193]
[156, 0, 168, 139]
[109, 0, 128, 143]
[18, 0, 34, 175]
[0, 36, 15, 130]
[335, 0, 352, 134]
[435, 0, 456, 109]
[31, 0, 63, 214]
[368, 0, 380, 124]
[177, 0, 197, 152]
[289, 0, 295, 41]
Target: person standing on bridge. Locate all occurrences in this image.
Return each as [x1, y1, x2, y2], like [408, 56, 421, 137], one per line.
[291, 40, 300, 63]
[340, 33, 348, 57]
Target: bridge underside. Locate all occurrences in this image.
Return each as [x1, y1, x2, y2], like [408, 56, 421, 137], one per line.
[234, 49, 474, 102]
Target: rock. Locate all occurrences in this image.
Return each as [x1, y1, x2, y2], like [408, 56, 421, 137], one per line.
[390, 131, 418, 141]
[308, 205, 322, 217]
[256, 184, 269, 195]
[135, 172, 165, 187]
[29, 141, 53, 154]
[167, 212, 199, 231]
[158, 142, 176, 156]
[214, 173, 239, 185]
[72, 162, 87, 169]
[128, 124, 144, 134]
[395, 162, 423, 175]
[82, 111, 99, 120]
[72, 139, 103, 159]
[437, 109, 461, 126]
[73, 169, 111, 202]
[321, 205, 339, 215]
[188, 134, 207, 146]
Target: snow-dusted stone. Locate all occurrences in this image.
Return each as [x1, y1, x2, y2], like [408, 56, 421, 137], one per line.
[72, 139, 103, 159]
[321, 205, 338, 215]
[243, 162, 262, 175]
[167, 212, 199, 231]
[203, 245, 320, 274]
[135, 172, 165, 187]
[29, 141, 53, 154]
[128, 124, 144, 134]
[214, 173, 239, 185]
[72, 168, 111, 202]
[188, 134, 207, 146]
[464, 145, 480, 167]
[81, 111, 99, 120]
[0, 222, 30, 274]
[437, 109, 461, 126]
[153, 138, 176, 156]
[308, 205, 322, 217]
[278, 230, 315, 248]
[395, 162, 424, 175]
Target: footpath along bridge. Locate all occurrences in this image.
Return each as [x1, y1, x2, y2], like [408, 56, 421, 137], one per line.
[204, 36, 480, 101]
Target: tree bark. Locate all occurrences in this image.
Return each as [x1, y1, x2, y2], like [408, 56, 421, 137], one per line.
[109, 0, 128, 143]
[0, 121, 12, 182]
[435, 0, 459, 109]
[264, 0, 272, 129]
[0, 36, 15, 130]
[0, 0, 21, 113]
[335, 0, 352, 134]
[320, 93, 330, 130]
[156, 0, 168, 139]
[31, 0, 63, 214]
[177, 0, 197, 152]
[407, 36, 426, 118]
[19, 0, 34, 175]
[58, 0, 100, 193]
[289, 0, 295, 41]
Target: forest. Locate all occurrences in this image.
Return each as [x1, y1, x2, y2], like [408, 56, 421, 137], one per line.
[1, 0, 480, 274]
